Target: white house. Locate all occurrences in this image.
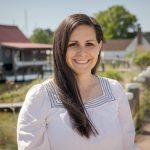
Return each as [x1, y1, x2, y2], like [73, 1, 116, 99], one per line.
[101, 28, 150, 61]
[101, 39, 133, 61]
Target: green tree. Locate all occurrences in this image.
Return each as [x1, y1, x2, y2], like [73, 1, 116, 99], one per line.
[95, 5, 137, 39]
[45, 28, 54, 44]
[30, 28, 53, 44]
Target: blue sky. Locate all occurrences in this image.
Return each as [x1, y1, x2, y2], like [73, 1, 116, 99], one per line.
[0, 0, 150, 37]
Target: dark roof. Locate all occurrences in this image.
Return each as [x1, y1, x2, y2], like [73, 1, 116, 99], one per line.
[143, 32, 150, 43]
[0, 25, 30, 44]
[1, 42, 53, 50]
[102, 39, 132, 51]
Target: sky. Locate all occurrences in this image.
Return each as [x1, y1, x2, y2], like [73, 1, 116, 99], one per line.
[0, 0, 150, 37]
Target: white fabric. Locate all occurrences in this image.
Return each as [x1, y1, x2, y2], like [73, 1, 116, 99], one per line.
[17, 76, 140, 150]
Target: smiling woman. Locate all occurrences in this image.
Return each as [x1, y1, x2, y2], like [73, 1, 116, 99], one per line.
[66, 25, 102, 75]
[17, 14, 140, 150]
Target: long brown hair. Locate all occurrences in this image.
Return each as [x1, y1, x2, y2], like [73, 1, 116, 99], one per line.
[53, 14, 103, 138]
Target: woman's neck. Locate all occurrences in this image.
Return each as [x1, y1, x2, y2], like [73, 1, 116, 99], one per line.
[76, 74, 97, 90]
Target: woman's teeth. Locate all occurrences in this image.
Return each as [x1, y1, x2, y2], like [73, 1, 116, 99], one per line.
[75, 60, 89, 64]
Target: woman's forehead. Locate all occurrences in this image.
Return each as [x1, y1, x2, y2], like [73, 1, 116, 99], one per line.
[69, 25, 96, 41]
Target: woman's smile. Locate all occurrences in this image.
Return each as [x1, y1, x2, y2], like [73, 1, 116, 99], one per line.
[66, 25, 102, 75]
[74, 59, 90, 64]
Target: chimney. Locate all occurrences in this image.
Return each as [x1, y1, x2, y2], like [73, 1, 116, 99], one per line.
[137, 24, 142, 45]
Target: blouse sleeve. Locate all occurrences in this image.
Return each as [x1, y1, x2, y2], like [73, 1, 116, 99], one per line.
[112, 80, 140, 150]
[17, 84, 51, 150]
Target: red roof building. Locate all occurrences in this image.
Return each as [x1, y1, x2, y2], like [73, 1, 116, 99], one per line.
[0, 25, 52, 81]
[0, 25, 30, 43]
[102, 39, 132, 51]
[1, 42, 52, 50]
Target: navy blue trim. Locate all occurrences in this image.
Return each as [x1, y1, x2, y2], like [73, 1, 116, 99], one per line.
[43, 77, 116, 109]
[84, 77, 116, 109]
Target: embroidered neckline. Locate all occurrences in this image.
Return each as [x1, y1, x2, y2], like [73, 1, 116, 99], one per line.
[44, 76, 116, 109]
[83, 76, 115, 108]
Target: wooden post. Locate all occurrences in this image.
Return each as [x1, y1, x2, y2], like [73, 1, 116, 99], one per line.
[125, 92, 133, 101]
[126, 83, 140, 125]
[126, 83, 140, 112]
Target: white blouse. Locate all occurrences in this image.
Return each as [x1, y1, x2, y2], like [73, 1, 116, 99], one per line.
[17, 76, 140, 150]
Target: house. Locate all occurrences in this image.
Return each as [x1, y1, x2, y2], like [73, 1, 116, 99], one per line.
[101, 27, 150, 62]
[101, 39, 133, 61]
[0, 25, 53, 81]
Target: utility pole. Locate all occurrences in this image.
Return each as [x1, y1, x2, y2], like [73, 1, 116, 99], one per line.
[24, 9, 29, 37]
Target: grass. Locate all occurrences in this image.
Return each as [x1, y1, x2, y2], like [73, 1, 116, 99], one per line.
[0, 112, 18, 150]
[0, 84, 8, 95]
[99, 63, 141, 84]
[0, 79, 43, 103]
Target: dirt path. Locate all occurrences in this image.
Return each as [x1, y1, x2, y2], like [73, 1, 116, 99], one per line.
[136, 110, 150, 150]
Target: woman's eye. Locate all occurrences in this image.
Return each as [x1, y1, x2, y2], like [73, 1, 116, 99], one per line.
[86, 43, 94, 47]
[68, 43, 77, 47]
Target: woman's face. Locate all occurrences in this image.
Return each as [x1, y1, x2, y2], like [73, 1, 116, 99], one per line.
[66, 25, 102, 76]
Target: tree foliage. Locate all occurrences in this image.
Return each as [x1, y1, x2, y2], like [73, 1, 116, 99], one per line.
[95, 5, 137, 39]
[30, 28, 53, 44]
[45, 29, 54, 43]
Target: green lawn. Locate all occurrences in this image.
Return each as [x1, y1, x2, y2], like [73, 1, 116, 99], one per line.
[0, 79, 43, 103]
[0, 112, 18, 150]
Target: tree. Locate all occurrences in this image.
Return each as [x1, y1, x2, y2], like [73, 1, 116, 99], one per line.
[95, 5, 137, 39]
[30, 28, 53, 44]
[45, 29, 54, 44]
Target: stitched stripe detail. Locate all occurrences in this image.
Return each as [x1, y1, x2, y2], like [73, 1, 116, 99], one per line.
[44, 81, 65, 108]
[43, 77, 116, 109]
[84, 77, 116, 109]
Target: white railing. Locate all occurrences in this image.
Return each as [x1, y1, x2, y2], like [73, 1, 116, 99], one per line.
[6, 74, 39, 81]
[15, 60, 48, 67]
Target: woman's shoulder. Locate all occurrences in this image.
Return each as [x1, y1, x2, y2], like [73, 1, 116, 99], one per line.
[20, 79, 53, 116]
[24, 78, 54, 105]
[98, 76, 126, 101]
[98, 76, 121, 86]
[42, 76, 54, 86]
[98, 76, 124, 92]
[27, 77, 53, 93]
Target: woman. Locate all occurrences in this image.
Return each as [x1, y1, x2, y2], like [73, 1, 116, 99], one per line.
[17, 14, 140, 150]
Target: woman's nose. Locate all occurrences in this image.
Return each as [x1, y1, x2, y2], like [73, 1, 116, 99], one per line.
[78, 46, 87, 53]
[77, 46, 88, 57]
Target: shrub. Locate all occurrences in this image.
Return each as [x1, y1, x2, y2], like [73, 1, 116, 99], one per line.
[98, 70, 123, 81]
[133, 52, 150, 69]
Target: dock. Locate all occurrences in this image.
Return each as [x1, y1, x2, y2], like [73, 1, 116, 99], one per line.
[0, 102, 23, 112]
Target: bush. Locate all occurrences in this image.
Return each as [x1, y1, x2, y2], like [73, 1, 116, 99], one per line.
[98, 70, 123, 81]
[133, 52, 150, 69]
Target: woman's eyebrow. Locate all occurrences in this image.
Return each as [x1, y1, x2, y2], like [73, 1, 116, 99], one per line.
[69, 40, 96, 42]
[69, 40, 78, 42]
[86, 40, 96, 42]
